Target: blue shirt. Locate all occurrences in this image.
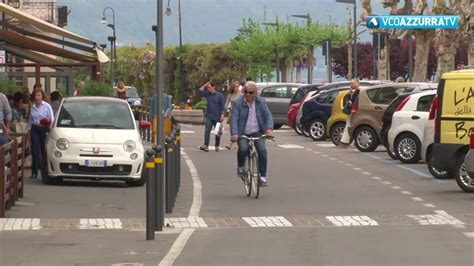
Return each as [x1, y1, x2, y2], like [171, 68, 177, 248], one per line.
[29, 101, 54, 130]
[197, 90, 225, 121]
[244, 99, 259, 134]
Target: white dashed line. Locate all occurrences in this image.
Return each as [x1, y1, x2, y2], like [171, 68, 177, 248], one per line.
[401, 191, 413, 195]
[345, 163, 352, 166]
[316, 143, 336, 148]
[382, 181, 392, 185]
[411, 197, 424, 202]
[353, 168, 362, 171]
[180, 130, 195, 134]
[337, 161, 345, 164]
[391, 186, 401, 190]
[165, 217, 208, 228]
[278, 144, 304, 149]
[362, 171, 371, 175]
[423, 203, 436, 208]
[326, 216, 378, 227]
[329, 157, 337, 160]
[408, 210, 464, 226]
[242, 216, 293, 228]
[321, 154, 329, 157]
[372, 176, 382, 180]
[463, 232, 474, 238]
[314, 151, 321, 154]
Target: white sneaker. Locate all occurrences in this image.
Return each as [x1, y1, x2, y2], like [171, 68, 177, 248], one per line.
[260, 176, 268, 187]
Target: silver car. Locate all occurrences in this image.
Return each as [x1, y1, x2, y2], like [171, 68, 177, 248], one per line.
[257, 83, 304, 129]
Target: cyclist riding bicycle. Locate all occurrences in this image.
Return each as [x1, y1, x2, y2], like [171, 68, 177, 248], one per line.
[230, 81, 274, 186]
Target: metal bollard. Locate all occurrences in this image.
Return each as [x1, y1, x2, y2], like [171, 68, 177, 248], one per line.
[145, 149, 156, 240]
[165, 135, 174, 213]
[152, 145, 164, 231]
[176, 125, 181, 192]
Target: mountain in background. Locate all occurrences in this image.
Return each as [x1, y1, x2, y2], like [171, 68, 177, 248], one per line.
[59, 0, 386, 80]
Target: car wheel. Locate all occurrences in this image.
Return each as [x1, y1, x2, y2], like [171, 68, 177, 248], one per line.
[330, 123, 345, 146]
[386, 145, 398, 160]
[294, 123, 304, 135]
[274, 124, 283, 130]
[395, 133, 421, 163]
[308, 119, 326, 141]
[454, 153, 473, 193]
[426, 149, 450, 179]
[303, 127, 311, 137]
[354, 126, 379, 152]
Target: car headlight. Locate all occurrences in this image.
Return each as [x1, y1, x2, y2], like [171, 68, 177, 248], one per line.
[56, 138, 69, 150]
[133, 100, 141, 106]
[123, 140, 136, 152]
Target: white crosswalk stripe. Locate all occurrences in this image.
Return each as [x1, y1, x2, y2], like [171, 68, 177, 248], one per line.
[326, 216, 378, 227]
[242, 216, 293, 227]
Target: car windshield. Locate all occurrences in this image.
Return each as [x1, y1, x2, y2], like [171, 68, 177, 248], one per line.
[127, 87, 139, 98]
[56, 100, 135, 129]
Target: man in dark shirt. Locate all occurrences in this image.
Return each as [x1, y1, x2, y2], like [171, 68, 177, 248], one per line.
[197, 80, 225, 152]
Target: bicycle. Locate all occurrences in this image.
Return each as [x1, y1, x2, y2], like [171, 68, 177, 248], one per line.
[240, 135, 275, 199]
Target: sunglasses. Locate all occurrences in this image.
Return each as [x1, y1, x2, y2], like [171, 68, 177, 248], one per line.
[244, 90, 255, 95]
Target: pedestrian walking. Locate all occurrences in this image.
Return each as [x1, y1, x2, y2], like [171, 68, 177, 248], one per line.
[224, 79, 242, 150]
[0, 92, 13, 145]
[230, 81, 274, 186]
[49, 91, 62, 116]
[197, 80, 225, 152]
[28, 88, 54, 179]
[339, 79, 360, 148]
[116, 81, 127, 99]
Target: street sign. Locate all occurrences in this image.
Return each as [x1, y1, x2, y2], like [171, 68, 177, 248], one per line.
[0, 50, 5, 72]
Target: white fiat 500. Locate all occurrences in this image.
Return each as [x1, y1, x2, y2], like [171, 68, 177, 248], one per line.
[44, 97, 145, 186]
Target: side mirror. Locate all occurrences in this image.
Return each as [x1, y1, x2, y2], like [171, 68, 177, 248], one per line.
[40, 118, 52, 126]
[139, 120, 152, 129]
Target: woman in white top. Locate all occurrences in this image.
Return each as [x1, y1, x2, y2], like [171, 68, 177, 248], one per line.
[29, 88, 54, 179]
[224, 79, 242, 150]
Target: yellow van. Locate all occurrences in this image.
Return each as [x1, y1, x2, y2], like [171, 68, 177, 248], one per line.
[431, 69, 474, 192]
[327, 90, 349, 145]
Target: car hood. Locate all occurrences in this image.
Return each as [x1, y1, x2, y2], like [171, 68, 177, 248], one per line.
[50, 128, 141, 144]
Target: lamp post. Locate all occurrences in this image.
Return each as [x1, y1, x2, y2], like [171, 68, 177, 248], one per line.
[292, 13, 312, 84]
[336, 0, 357, 79]
[100, 7, 116, 86]
[165, 0, 184, 103]
[262, 21, 280, 82]
[99, 43, 107, 82]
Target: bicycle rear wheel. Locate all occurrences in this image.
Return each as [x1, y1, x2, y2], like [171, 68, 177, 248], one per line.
[251, 154, 260, 199]
[244, 157, 251, 197]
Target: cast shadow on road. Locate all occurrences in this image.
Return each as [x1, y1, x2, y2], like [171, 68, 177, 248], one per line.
[27, 179, 130, 189]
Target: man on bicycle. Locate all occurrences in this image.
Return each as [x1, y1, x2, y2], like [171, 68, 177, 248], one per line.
[230, 81, 273, 186]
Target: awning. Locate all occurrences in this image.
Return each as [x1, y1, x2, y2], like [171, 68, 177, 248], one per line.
[0, 2, 95, 45]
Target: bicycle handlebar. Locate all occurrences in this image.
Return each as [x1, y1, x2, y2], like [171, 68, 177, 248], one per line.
[240, 135, 275, 142]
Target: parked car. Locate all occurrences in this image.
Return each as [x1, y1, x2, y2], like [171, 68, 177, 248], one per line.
[387, 90, 436, 163]
[287, 84, 324, 134]
[114, 86, 143, 107]
[430, 70, 474, 192]
[466, 132, 474, 178]
[380, 93, 415, 159]
[326, 90, 349, 145]
[297, 80, 386, 139]
[348, 82, 438, 152]
[257, 83, 304, 129]
[421, 103, 449, 179]
[43, 97, 146, 186]
[301, 87, 350, 141]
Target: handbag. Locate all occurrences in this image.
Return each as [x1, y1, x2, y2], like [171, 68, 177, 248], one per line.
[343, 101, 352, 115]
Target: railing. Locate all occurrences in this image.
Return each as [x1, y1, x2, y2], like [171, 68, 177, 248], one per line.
[0, 133, 27, 217]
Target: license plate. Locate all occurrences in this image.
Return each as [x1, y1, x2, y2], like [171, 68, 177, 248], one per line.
[85, 160, 107, 167]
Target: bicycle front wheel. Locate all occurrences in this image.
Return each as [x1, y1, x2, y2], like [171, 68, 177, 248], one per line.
[251, 154, 260, 199]
[244, 157, 251, 197]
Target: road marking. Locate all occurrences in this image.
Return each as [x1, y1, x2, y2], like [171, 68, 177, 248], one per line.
[0, 218, 41, 231]
[362, 171, 371, 175]
[314, 151, 321, 154]
[408, 210, 464, 226]
[316, 143, 335, 148]
[391, 186, 401, 190]
[242, 216, 293, 228]
[382, 181, 392, 185]
[372, 176, 382, 180]
[326, 216, 378, 227]
[345, 163, 352, 166]
[401, 191, 413, 195]
[278, 144, 304, 149]
[165, 217, 208, 228]
[321, 154, 329, 157]
[463, 232, 474, 238]
[411, 197, 424, 202]
[79, 218, 122, 230]
[180, 130, 195, 134]
[353, 167, 362, 171]
[329, 157, 337, 160]
[423, 203, 436, 208]
[159, 148, 202, 266]
[337, 160, 345, 163]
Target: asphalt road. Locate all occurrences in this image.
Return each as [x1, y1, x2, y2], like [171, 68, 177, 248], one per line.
[1, 124, 473, 266]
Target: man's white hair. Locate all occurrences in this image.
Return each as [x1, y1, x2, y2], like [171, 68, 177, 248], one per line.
[244, 81, 258, 91]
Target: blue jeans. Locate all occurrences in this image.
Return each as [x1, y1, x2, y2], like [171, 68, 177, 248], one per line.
[0, 133, 8, 145]
[237, 133, 267, 177]
[30, 125, 49, 176]
[204, 118, 221, 147]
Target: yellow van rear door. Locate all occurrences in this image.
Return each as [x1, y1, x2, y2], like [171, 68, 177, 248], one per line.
[440, 79, 474, 145]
